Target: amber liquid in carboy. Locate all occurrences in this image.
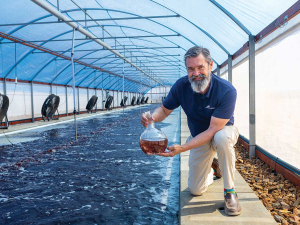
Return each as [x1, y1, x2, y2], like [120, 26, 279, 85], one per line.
[140, 139, 168, 155]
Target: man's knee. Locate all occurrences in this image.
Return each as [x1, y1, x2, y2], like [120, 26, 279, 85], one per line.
[188, 183, 208, 196]
[213, 129, 231, 148]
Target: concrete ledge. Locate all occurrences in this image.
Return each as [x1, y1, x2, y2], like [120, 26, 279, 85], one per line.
[180, 109, 276, 225]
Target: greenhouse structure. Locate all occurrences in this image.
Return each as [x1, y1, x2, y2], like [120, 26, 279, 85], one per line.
[0, 0, 299, 224]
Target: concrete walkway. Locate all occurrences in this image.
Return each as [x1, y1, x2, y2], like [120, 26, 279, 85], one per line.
[180, 109, 277, 225]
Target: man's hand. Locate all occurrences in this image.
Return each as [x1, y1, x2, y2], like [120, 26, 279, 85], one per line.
[157, 144, 185, 157]
[141, 113, 155, 128]
[141, 106, 173, 127]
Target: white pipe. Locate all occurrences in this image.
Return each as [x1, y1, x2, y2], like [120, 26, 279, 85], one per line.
[122, 59, 125, 120]
[31, 0, 163, 87]
[71, 28, 77, 140]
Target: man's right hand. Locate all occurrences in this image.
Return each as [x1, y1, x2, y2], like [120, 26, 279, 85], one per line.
[141, 112, 155, 128]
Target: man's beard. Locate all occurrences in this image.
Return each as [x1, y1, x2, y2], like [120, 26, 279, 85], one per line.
[188, 73, 211, 93]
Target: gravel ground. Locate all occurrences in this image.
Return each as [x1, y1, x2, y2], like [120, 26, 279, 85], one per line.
[235, 143, 300, 225]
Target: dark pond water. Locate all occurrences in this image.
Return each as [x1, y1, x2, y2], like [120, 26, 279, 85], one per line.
[0, 104, 180, 225]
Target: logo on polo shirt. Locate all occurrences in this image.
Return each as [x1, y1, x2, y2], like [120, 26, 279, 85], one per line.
[205, 105, 215, 109]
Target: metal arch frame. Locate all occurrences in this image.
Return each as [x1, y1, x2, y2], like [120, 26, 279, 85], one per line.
[106, 77, 120, 90]
[88, 24, 221, 64]
[130, 83, 140, 93]
[108, 77, 122, 90]
[3, 29, 81, 80]
[7, 6, 228, 69]
[27, 22, 184, 85]
[5, 6, 164, 87]
[104, 76, 119, 90]
[90, 49, 184, 84]
[127, 81, 137, 91]
[0, 15, 180, 26]
[81, 70, 100, 88]
[87, 71, 103, 88]
[96, 74, 110, 89]
[47, 46, 181, 52]
[40, 23, 185, 64]
[2, 4, 233, 89]
[3, 42, 179, 87]
[52, 52, 122, 84]
[97, 51, 185, 70]
[150, 1, 231, 55]
[3, 34, 181, 43]
[64, 56, 121, 86]
[114, 77, 127, 91]
[0, 14, 52, 42]
[30, 39, 95, 82]
[76, 69, 97, 87]
[2, 23, 183, 83]
[100, 75, 117, 90]
[28, 3, 170, 87]
[119, 81, 133, 91]
[50, 50, 100, 84]
[208, 0, 251, 35]
[96, 42, 186, 67]
[126, 81, 139, 92]
[101, 51, 181, 72]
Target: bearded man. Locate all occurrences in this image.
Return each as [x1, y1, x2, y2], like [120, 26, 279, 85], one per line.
[141, 46, 241, 216]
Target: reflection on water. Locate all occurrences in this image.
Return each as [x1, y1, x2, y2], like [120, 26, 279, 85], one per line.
[0, 104, 180, 224]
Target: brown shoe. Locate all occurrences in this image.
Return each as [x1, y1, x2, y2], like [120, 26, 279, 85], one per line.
[224, 193, 242, 216]
[212, 158, 222, 178]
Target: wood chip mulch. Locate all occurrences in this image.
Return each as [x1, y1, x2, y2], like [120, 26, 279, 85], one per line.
[235, 142, 300, 225]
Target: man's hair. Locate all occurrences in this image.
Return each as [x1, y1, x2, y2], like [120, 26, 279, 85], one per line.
[184, 46, 212, 65]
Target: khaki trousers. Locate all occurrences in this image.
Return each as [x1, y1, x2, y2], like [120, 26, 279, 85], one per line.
[188, 125, 239, 195]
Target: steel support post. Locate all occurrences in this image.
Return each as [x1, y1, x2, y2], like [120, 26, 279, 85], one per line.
[249, 35, 256, 158]
[3, 78, 6, 96]
[217, 65, 220, 77]
[112, 90, 114, 109]
[65, 85, 68, 116]
[87, 88, 89, 102]
[102, 88, 104, 110]
[228, 55, 232, 83]
[122, 59, 125, 120]
[71, 28, 77, 140]
[50, 83, 53, 94]
[3, 78, 9, 127]
[95, 88, 97, 111]
[31, 81, 34, 123]
[77, 87, 80, 114]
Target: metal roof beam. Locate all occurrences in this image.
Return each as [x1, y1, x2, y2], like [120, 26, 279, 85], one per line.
[77, 70, 97, 87]
[78, 55, 180, 60]
[95, 75, 110, 89]
[31, 0, 163, 86]
[208, 0, 251, 35]
[87, 72, 103, 88]
[34, 46, 180, 53]
[0, 15, 180, 26]
[1, 34, 181, 43]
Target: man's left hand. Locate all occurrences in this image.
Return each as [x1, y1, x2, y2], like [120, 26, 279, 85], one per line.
[157, 145, 185, 157]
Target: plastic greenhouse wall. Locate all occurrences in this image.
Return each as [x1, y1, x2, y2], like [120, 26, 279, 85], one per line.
[219, 13, 300, 170]
[1, 80, 168, 122]
[145, 86, 171, 103]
